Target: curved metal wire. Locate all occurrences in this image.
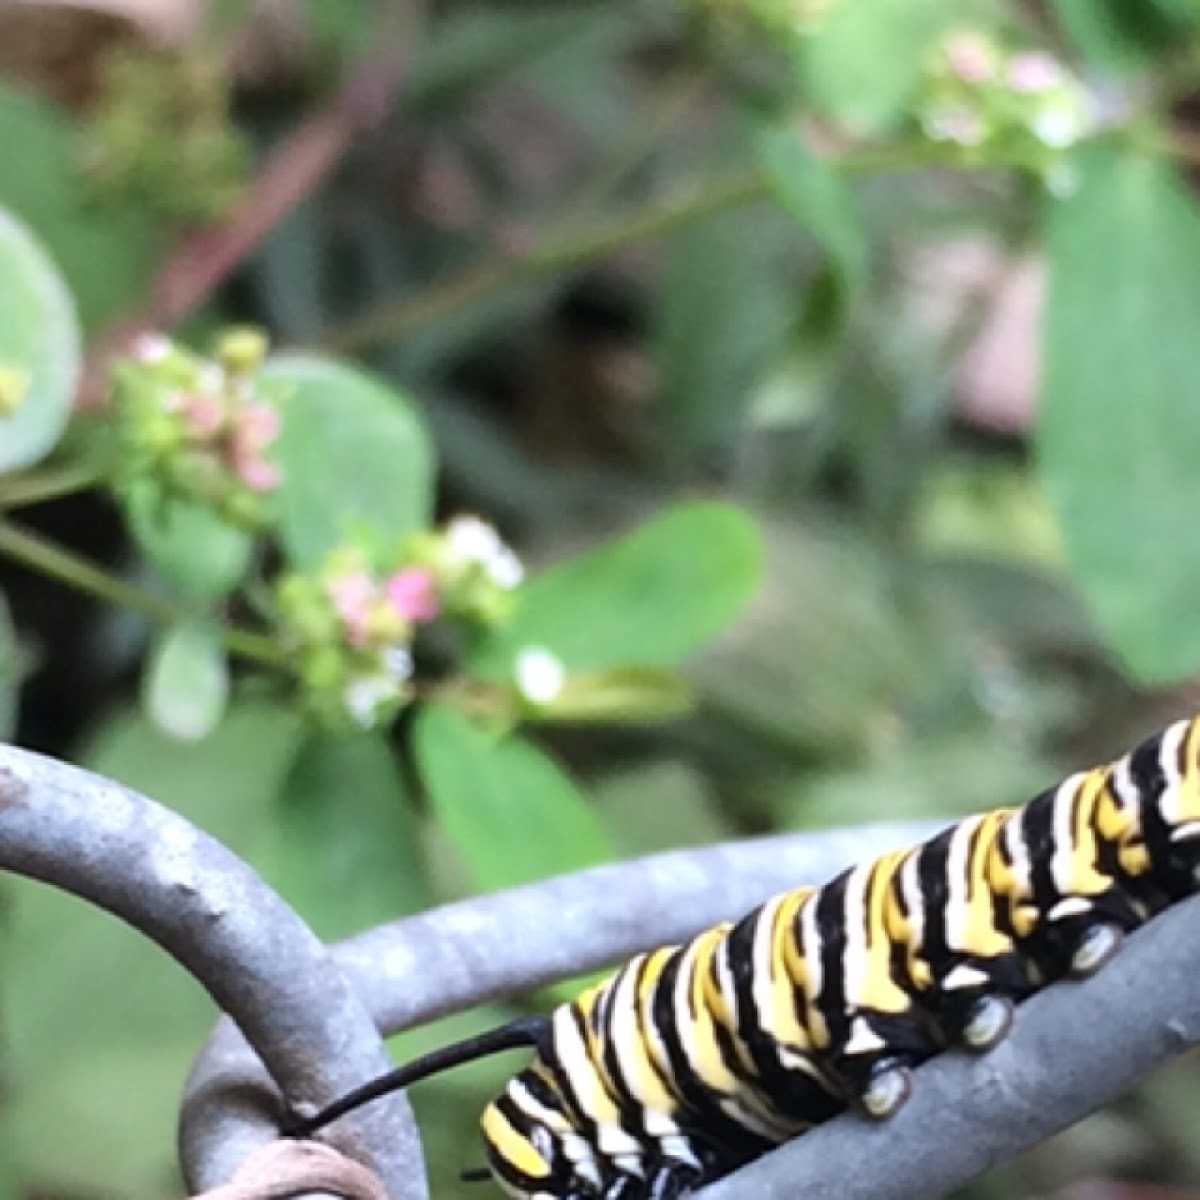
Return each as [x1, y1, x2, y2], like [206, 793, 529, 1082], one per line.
[180, 821, 945, 1191]
[0, 743, 426, 1200]
[183, 817, 1200, 1200]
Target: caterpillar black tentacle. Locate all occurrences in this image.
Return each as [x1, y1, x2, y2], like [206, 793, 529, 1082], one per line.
[284, 1016, 549, 1139]
[292, 715, 1200, 1200]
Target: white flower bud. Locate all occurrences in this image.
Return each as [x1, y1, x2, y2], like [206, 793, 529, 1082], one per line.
[515, 647, 566, 704]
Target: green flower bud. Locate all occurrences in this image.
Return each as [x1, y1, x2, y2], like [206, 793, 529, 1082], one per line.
[217, 327, 269, 376]
[0, 364, 30, 416]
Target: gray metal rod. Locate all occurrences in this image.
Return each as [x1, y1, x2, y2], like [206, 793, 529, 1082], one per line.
[181, 822, 944, 1191]
[183, 814, 1200, 1200]
[0, 744, 426, 1200]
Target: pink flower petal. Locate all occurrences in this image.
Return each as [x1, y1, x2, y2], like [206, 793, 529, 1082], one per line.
[236, 401, 282, 451]
[180, 393, 225, 439]
[385, 568, 440, 622]
[235, 454, 281, 493]
[327, 570, 375, 647]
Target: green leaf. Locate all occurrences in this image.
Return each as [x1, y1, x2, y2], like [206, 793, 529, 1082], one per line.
[409, 4, 624, 108]
[0, 87, 162, 332]
[801, 0, 951, 134]
[1051, 0, 1194, 72]
[758, 127, 868, 306]
[124, 482, 252, 600]
[0, 208, 80, 472]
[593, 759, 732, 856]
[141, 621, 229, 742]
[413, 704, 612, 891]
[1040, 146, 1200, 683]
[258, 731, 432, 939]
[472, 501, 763, 678]
[654, 209, 795, 462]
[259, 353, 435, 566]
[521, 666, 693, 724]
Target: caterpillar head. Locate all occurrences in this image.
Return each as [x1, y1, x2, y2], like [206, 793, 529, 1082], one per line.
[481, 1092, 579, 1200]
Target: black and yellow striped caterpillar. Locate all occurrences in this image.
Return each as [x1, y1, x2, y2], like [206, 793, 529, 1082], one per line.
[288, 714, 1200, 1200]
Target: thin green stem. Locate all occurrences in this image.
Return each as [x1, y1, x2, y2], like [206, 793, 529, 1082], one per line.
[0, 521, 284, 667]
[319, 168, 768, 354]
[0, 462, 106, 510]
[318, 139, 963, 357]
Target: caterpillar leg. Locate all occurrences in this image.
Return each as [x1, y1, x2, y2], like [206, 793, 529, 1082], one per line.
[959, 994, 1015, 1051]
[1025, 910, 1133, 983]
[1069, 921, 1124, 977]
[826, 1012, 930, 1120]
[645, 1163, 702, 1200]
[859, 1060, 914, 1120]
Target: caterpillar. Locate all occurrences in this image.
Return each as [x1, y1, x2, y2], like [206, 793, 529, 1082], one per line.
[287, 714, 1200, 1200]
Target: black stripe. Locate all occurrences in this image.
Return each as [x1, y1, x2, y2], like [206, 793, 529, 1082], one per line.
[1022, 787, 1059, 918]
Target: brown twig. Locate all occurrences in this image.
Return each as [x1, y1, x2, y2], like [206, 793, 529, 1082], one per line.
[77, 4, 421, 408]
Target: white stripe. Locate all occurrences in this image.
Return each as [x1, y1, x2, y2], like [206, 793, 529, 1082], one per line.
[1050, 773, 1086, 895]
[751, 896, 783, 1038]
[840, 866, 870, 1006]
[1158, 721, 1189, 825]
[508, 1078, 571, 1133]
[899, 850, 925, 949]
[941, 963, 989, 990]
[1005, 810, 1033, 902]
[799, 891, 823, 1002]
[551, 1007, 641, 1158]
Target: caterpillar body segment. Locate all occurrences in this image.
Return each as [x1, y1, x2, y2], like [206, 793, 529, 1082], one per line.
[290, 716, 1200, 1200]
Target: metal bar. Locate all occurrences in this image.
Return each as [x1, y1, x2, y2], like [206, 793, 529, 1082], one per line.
[180, 821, 944, 1188]
[0, 744, 426, 1200]
[182, 815, 1200, 1199]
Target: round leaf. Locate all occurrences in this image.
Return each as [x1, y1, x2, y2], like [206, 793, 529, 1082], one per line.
[800, 0, 953, 134]
[413, 704, 613, 891]
[0, 88, 162, 332]
[259, 353, 435, 566]
[125, 483, 252, 600]
[471, 501, 763, 677]
[0, 207, 80, 472]
[259, 731, 432, 938]
[1040, 147, 1200, 683]
[141, 621, 229, 742]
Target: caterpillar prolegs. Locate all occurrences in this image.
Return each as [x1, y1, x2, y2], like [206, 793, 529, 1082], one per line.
[289, 715, 1200, 1200]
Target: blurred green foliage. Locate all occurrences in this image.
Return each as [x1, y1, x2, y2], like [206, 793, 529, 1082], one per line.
[1, 1, 1200, 1198]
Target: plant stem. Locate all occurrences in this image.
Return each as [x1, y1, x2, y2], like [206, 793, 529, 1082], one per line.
[0, 462, 105, 510]
[0, 521, 283, 667]
[320, 168, 767, 354]
[318, 139, 961, 356]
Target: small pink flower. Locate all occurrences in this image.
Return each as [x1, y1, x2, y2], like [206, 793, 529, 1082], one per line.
[235, 401, 282, 452]
[234, 453, 281, 493]
[1008, 52, 1063, 94]
[132, 332, 172, 363]
[180, 393, 225, 439]
[385, 568, 440, 623]
[945, 32, 995, 85]
[327, 570, 375, 647]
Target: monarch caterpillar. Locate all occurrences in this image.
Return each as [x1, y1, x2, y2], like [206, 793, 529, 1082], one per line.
[288, 715, 1200, 1200]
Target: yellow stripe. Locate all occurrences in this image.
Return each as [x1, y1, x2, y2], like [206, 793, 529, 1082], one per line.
[481, 1103, 551, 1180]
[961, 812, 1015, 958]
[857, 854, 911, 1014]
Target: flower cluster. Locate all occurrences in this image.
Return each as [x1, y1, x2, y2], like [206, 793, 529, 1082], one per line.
[917, 31, 1092, 183]
[83, 46, 247, 224]
[110, 329, 282, 527]
[276, 516, 526, 728]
